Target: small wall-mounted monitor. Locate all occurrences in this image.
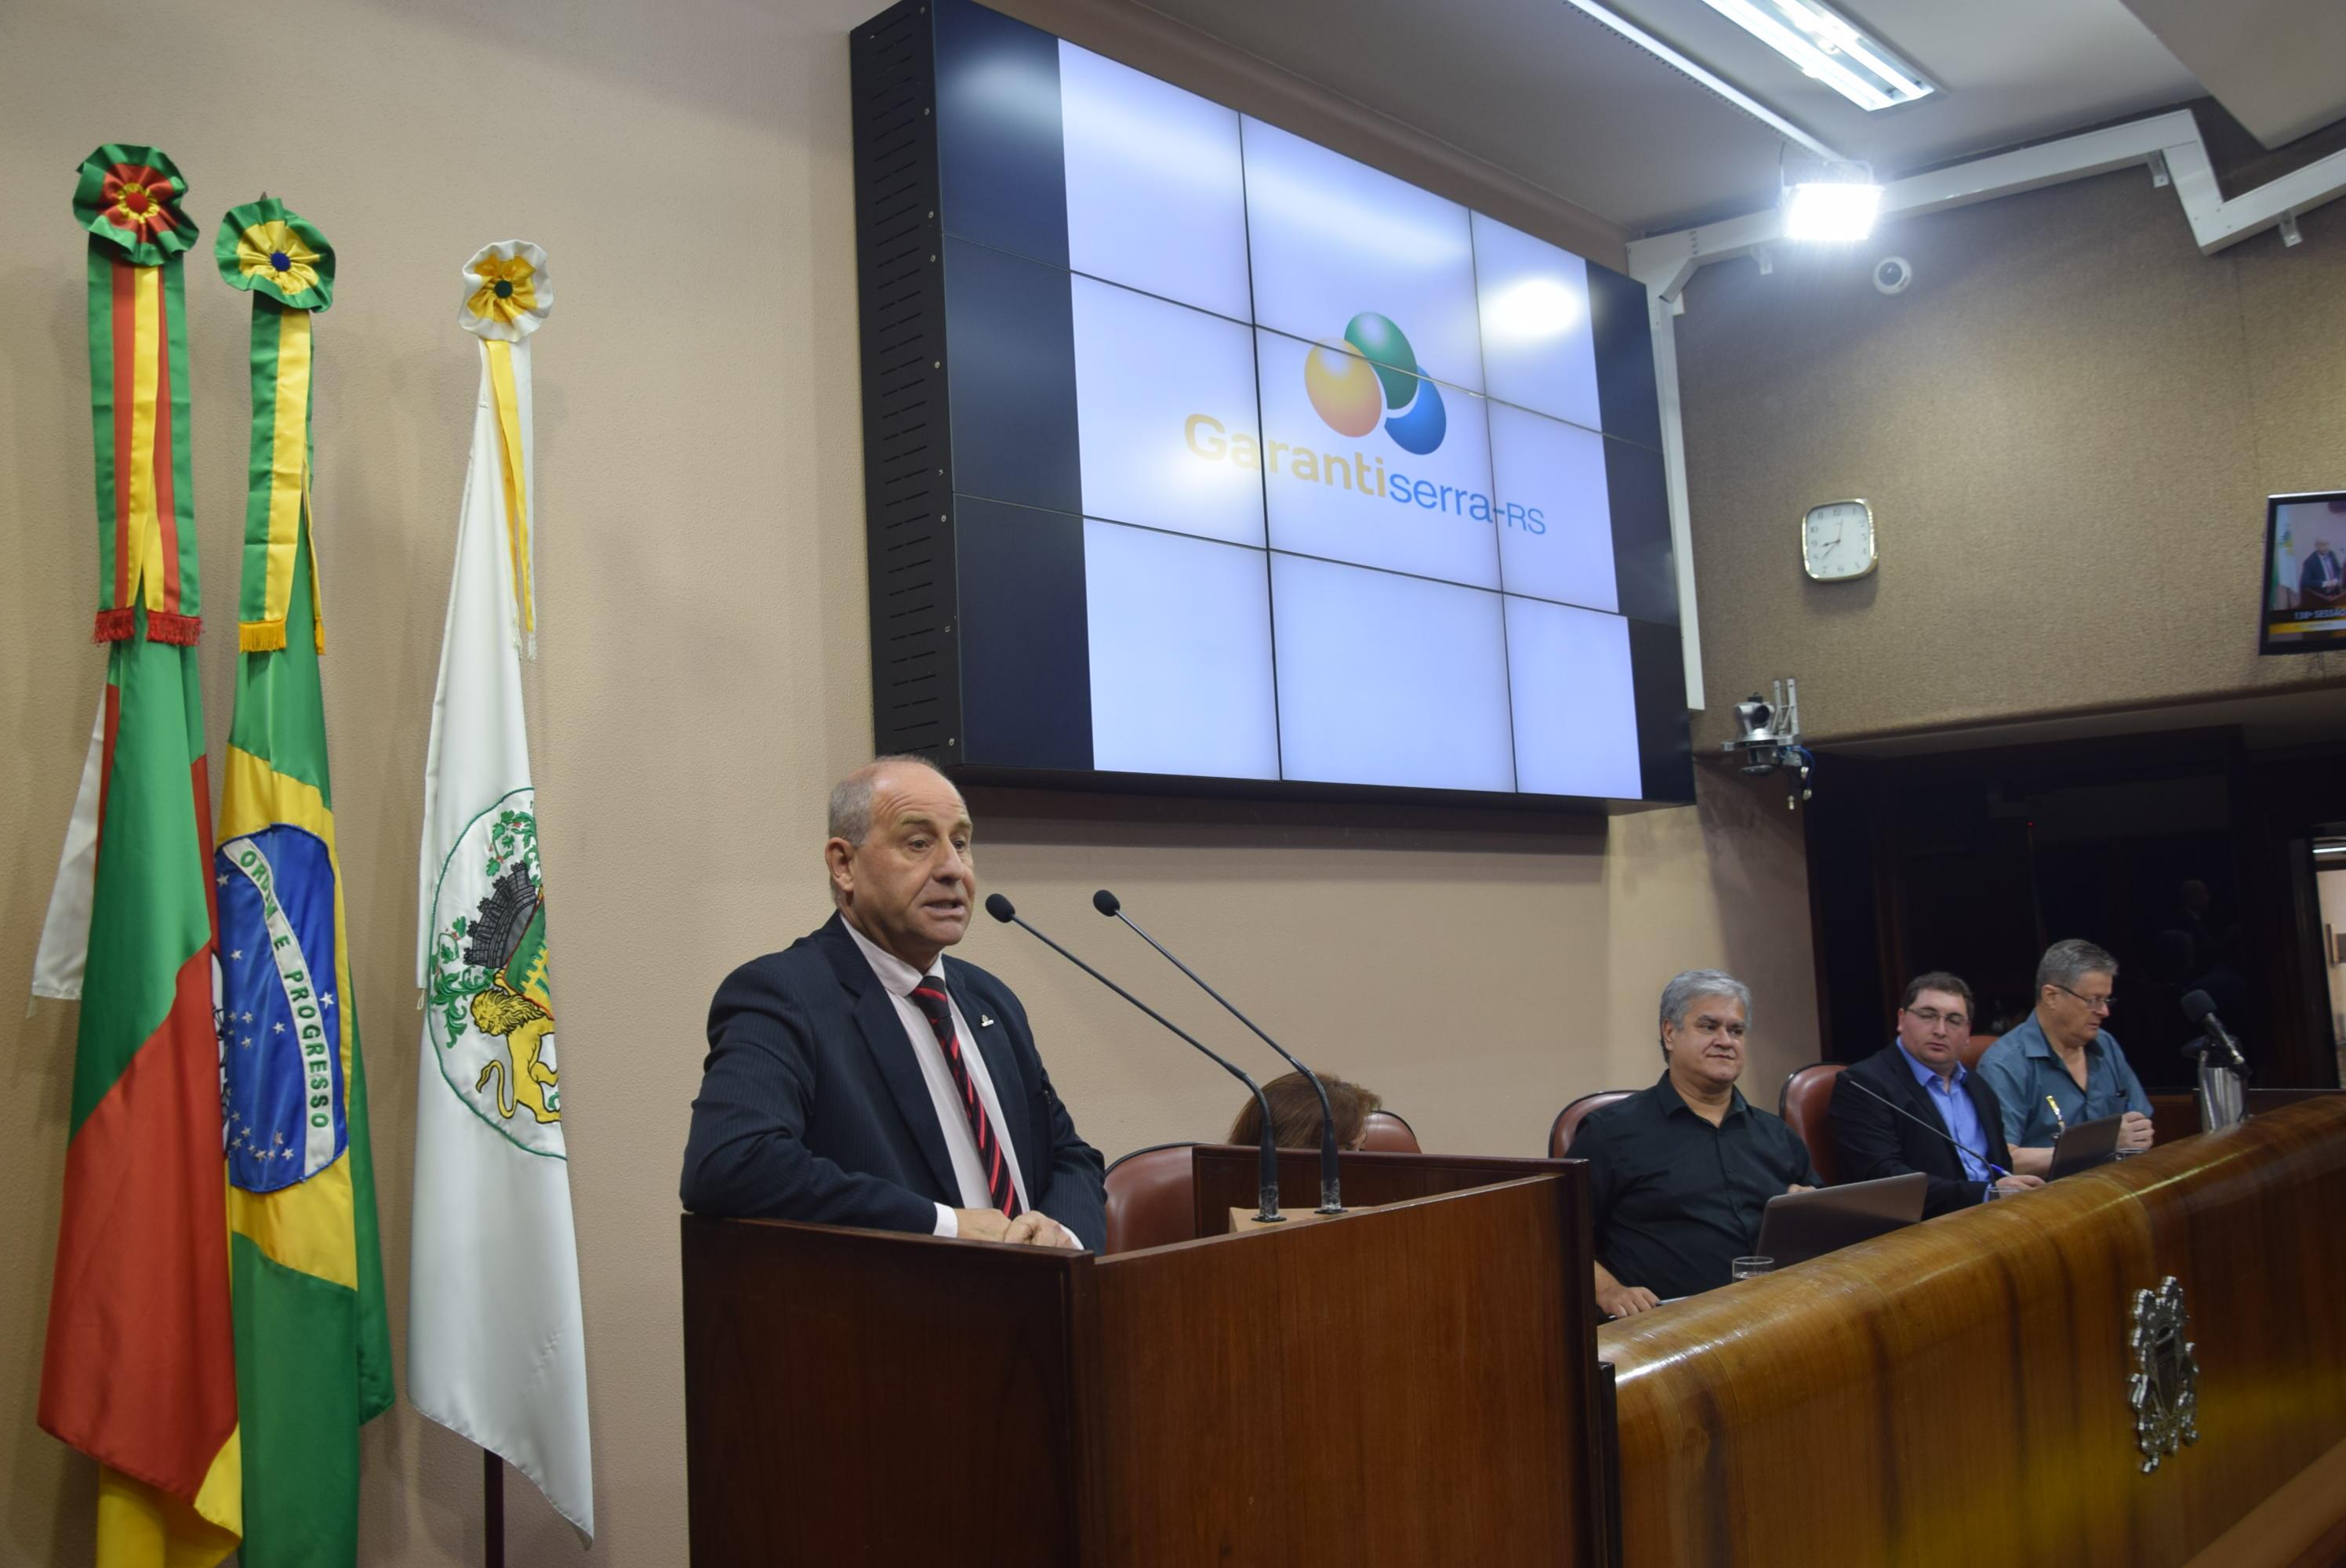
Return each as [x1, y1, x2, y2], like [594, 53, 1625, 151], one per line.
[2261, 492, 2346, 655]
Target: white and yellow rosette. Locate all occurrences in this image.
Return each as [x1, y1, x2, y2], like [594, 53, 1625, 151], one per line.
[459, 241, 551, 650]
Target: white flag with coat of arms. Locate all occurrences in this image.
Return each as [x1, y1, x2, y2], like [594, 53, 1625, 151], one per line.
[410, 239, 593, 1540]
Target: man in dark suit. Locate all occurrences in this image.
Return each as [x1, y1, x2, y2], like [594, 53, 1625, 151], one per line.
[1827, 971, 2043, 1217]
[2301, 535, 2344, 608]
[681, 756, 1106, 1250]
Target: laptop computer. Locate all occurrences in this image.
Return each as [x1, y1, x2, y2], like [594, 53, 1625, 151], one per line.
[1753, 1172, 1928, 1267]
[2049, 1113, 2126, 1178]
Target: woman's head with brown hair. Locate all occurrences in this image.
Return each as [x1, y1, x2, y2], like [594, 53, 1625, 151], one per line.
[1228, 1071, 1382, 1150]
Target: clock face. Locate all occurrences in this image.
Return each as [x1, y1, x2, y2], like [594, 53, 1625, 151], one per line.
[1802, 500, 1877, 582]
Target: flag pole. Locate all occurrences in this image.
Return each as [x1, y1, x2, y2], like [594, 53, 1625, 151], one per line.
[484, 1448, 504, 1568]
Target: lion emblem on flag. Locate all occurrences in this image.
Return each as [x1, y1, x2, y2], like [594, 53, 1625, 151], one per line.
[425, 790, 568, 1157]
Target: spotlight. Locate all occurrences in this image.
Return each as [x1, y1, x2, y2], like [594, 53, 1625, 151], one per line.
[1784, 171, 1882, 241]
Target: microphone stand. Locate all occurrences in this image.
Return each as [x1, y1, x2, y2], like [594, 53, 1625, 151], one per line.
[1094, 889, 1343, 1214]
[1838, 1073, 2014, 1181]
[986, 895, 1281, 1225]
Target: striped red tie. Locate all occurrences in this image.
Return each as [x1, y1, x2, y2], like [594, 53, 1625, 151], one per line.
[908, 978, 1021, 1220]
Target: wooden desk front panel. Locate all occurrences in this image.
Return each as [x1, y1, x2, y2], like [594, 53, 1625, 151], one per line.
[681, 1216, 1090, 1568]
[1091, 1177, 1590, 1568]
[1600, 1098, 2346, 1568]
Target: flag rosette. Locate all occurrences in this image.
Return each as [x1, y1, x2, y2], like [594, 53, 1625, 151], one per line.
[72, 143, 193, 265]
[460, 240, 554, 340]
[216, 197, 335, 312]
[215, 198, 336, 652]
[455, 241, 551, 648]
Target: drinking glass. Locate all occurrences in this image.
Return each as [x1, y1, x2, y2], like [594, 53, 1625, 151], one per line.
[1730, 1256, 1774, 1281]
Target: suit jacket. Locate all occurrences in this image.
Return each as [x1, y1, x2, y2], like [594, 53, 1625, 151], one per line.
[680, 913, 1107, 1250]
[1826, 1043, 2016, 1218]
[2302, 550, 2343, 602]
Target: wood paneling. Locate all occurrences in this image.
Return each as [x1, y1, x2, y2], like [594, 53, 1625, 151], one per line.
[684, 1165, 1600, 1566]
[681, 1217, 1091, 1567]
[1601, 1098, 2346, 1567]
[1091, 1177, 1588, 1566]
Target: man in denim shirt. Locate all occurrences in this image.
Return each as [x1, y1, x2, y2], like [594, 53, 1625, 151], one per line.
[1976, 938, 2155, 1177]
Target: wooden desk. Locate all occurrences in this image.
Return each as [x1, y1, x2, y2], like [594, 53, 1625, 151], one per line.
[1600, 1098, 2346, 1567]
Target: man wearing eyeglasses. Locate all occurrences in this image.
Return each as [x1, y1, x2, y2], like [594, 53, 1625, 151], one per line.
[1974, 939, 2155, 1176]
[1827, 971, 2043, 1216]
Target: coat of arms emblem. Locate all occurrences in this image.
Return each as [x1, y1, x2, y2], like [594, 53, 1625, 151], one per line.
[425, 789, 566, 1157]
[2128, 1275, 2199, 1473]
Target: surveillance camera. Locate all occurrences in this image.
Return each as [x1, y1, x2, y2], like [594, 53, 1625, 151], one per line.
[1872, 256, 1913, 296]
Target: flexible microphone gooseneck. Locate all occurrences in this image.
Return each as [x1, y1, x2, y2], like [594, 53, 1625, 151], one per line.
[983, 893, 1283, 1225]
[1092, 889, 1344, 1215]
[1838, 1072, 2014, 1181]
[2179, 990, 2249, 1075]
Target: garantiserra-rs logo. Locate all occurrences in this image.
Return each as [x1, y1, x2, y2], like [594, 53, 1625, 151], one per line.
[1305, 312, 1446, 456]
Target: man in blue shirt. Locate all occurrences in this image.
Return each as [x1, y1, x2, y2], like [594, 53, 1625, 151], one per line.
[1975, 938, 2155, 1176]
[1827, 971, 2043, 1215]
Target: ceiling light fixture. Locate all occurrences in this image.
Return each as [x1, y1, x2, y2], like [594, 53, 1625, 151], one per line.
[1781, 159, 1883, 240]
[1556, 0, 1843, 162]
[1700, 0, 1936, 112]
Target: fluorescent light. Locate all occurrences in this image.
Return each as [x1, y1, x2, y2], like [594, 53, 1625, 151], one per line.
[1556, 0, 1844, 162]
[1701, 0, 1936, 112]
[1782, 179, 1882, 241]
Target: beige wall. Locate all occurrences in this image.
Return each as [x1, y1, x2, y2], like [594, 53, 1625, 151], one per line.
[0, 0, 1810, 1563]
[1676, 168, 2346, 750]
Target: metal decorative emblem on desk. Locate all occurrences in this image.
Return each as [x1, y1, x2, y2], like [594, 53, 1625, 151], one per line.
[2128, 1276, 2199, 1473]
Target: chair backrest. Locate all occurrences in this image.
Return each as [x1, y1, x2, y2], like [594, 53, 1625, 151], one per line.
[1548, 1091, 1636, 1157]
[1778, 1062, 1847, 1186]
[1358, 1109, 1421, 1152]
[1102, 1143, 1200, 1254]
[1958, 1033, 1997, 1072]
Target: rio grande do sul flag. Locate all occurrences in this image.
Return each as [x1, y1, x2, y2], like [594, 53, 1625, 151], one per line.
[34, 143, 242, 1568]
[410, 240, 593, 1541]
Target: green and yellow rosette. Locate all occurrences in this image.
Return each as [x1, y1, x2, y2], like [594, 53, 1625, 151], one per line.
[459, 240, 554, 651]
[216, 198, 336, 652]
[73, 144, 202, 644]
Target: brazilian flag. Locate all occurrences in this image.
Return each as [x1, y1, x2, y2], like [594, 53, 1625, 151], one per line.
[212, 198, 394, 1565]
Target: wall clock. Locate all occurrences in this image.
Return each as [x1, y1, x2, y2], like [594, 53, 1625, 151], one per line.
[1802, 500, 1877, 583]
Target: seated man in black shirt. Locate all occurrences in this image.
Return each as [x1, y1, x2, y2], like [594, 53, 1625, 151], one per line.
[1573, 969, 1820, 1318]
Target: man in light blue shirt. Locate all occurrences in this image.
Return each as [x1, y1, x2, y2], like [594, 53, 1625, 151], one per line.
[1975, 938, 2155, 1177]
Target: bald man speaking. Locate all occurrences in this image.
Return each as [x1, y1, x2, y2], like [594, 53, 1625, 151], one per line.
[681, 756, 1106, 1250]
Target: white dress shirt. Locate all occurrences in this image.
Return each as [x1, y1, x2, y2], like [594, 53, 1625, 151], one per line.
[842, 920, 1030, 1237]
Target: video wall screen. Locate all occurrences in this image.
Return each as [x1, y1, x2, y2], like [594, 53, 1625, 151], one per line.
[2261, 492, 2346, 655]
[852, 0, 1692, 804]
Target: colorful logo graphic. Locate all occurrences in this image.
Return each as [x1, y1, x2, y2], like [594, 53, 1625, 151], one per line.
[1304, 312, 1447, 456]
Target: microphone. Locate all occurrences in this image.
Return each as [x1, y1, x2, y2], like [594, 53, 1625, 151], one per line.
[2180, 990, 2248, 1074]
[1093, 888, 1343, 1215]
[983, 893, 1283, 1226]
[1837, 1072, 2014, 1181]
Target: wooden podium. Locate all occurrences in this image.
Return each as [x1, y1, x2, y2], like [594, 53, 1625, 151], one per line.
[682, 1152, 1603, 1567]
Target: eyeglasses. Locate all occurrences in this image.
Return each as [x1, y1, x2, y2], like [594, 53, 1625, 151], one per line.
[1903, 1007, 1969, 1031]
[2050, 982, 2115, 1014]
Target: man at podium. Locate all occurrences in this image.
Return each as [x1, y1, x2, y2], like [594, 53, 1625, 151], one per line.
[680, 756, 1107, 1250]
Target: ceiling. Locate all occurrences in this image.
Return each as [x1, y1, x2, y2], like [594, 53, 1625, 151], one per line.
[2119, 0, 2346, 150]
[1129, 0, 2255, 233]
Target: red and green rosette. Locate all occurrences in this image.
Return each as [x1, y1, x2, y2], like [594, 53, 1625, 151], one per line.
[217, 198, 336, 652]
[73, 144, 201, 644]
[73, 144, 194, 266]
